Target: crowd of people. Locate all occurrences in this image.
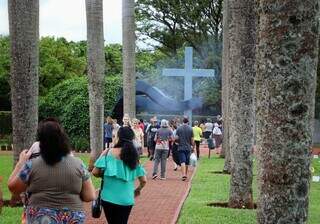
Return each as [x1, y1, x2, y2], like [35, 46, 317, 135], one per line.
[103, 114, 223, 181]
[7, 114, 223, 224]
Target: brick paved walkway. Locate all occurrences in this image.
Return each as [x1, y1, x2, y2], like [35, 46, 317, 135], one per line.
[84, 156, 198, 224]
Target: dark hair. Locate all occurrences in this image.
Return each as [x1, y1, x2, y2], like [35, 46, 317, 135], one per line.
[183, 117, 189, 124]
[37, 118, 71, 166]
[114, 127, 139, 170]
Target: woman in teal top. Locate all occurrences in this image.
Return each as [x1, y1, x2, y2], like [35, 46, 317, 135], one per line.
[92, 126, 147, 224]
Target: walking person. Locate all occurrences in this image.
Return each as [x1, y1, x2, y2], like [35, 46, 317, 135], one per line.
[170, 122, 180, 171]
[146, 118, 159, 160]
[192, 121, 203, 159]
[132, 118, 144, 156]
[104, 116, 114, 149]
[8, 118, 96, 224]
[212, 122, 223, 152]
[122, 113, 131, 127]
[203, 118, 213, 139]
[112, 118, 120, 136]
[92, 127, 147, 224]
[152, 119, 173, 180]
[139, 119, 145, 132]
[175, 117, 194, 181]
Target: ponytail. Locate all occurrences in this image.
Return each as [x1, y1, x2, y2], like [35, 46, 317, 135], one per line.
[120, 141, 139, 170]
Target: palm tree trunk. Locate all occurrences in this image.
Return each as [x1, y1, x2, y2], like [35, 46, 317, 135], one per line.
[228, 0, 256, 209]
[86, 0, 105, 170]
[256, 1, 319, 223]
[8, 0, 39, 165]
[221, 0, 231, 172]
[122, 0, 136, 118]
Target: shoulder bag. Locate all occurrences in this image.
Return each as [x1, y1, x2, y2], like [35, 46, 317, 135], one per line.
[91, 149, 109, 218]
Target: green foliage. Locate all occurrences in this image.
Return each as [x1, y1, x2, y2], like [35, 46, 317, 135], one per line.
[0, 36, 10, 110]
[39, 76, 122, 148]
[105, 44, 122, 74]
[0, 111, 12, 135]
[71, 136, 90, 152]
[0, 36, 125, 106]
[136, 0, 223, 57]
[39, 37, 87, 95]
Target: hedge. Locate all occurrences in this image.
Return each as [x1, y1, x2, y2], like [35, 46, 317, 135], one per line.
[39, 75, 122, 150]
[0, 111, 12, 135]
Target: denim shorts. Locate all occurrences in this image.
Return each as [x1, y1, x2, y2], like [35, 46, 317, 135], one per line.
[178, 150, 191, 165]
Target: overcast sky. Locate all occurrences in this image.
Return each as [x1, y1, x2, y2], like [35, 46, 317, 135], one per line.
[0, 0, 122, 43]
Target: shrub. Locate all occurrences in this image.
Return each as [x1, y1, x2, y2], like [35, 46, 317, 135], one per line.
[39, 75, 122, 148]
[71, 136, 90, 153]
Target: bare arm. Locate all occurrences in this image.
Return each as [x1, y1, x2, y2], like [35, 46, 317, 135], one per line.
[140, 130, 144, 147]
[91, 167, 102, 177]
[154, 131, 158, 142]
[80, 178, 96, 202]
[191, 137, 195, 152]
[8, 162, 27, 195]
[8, 150, 31, 195]
[92, 149, 110, 177]
[134, 176, 147, 197]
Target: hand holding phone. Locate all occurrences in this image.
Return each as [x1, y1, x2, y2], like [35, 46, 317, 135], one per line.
[18, 149, 32, 164]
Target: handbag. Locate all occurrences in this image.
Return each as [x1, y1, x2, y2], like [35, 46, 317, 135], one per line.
[91, 185, 103, 218]
[91, 149, 109, 218]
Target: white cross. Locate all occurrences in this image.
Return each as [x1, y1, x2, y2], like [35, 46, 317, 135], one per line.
[162, 47, 215, 123]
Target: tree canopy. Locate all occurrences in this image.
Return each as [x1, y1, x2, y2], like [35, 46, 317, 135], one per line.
[136, 0, 223, 59]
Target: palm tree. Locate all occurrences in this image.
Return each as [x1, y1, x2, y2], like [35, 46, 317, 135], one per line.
[228, 0, 256, 208]
[221, 0, 231, 173]
[8, 0, 39, 165]
[256, 1, 319, 222]
[122, 0, 136, 118]
[86, 0, 105, 169]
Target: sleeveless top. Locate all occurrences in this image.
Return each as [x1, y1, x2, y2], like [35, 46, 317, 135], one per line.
[19, 155, 90, 211]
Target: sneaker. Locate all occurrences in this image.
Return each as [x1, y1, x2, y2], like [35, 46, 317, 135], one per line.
[160, 177, 166, 180]
[182, 176, 187, 181]
[152, 174, 158, 179]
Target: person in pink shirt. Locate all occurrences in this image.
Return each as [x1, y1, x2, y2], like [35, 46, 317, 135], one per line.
[139, 119, 145, 131]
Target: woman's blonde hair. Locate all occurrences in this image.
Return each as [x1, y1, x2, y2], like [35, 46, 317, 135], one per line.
[106, 116, 113, 124]
[122, 114, 131, 126]
[132, 118, 139, 126]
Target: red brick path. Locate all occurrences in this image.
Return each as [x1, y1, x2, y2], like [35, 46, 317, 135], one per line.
[84, 157, 197, 224]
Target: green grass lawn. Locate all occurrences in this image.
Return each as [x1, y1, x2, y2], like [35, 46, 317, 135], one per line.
[0, 154, 319, 223]
[178, 155, 320, 224]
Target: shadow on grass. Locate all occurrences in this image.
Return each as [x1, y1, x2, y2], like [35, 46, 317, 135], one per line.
[1, 199, 23, 207]
[209, 171, 231, 175]
[207, 202, 257, 209]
